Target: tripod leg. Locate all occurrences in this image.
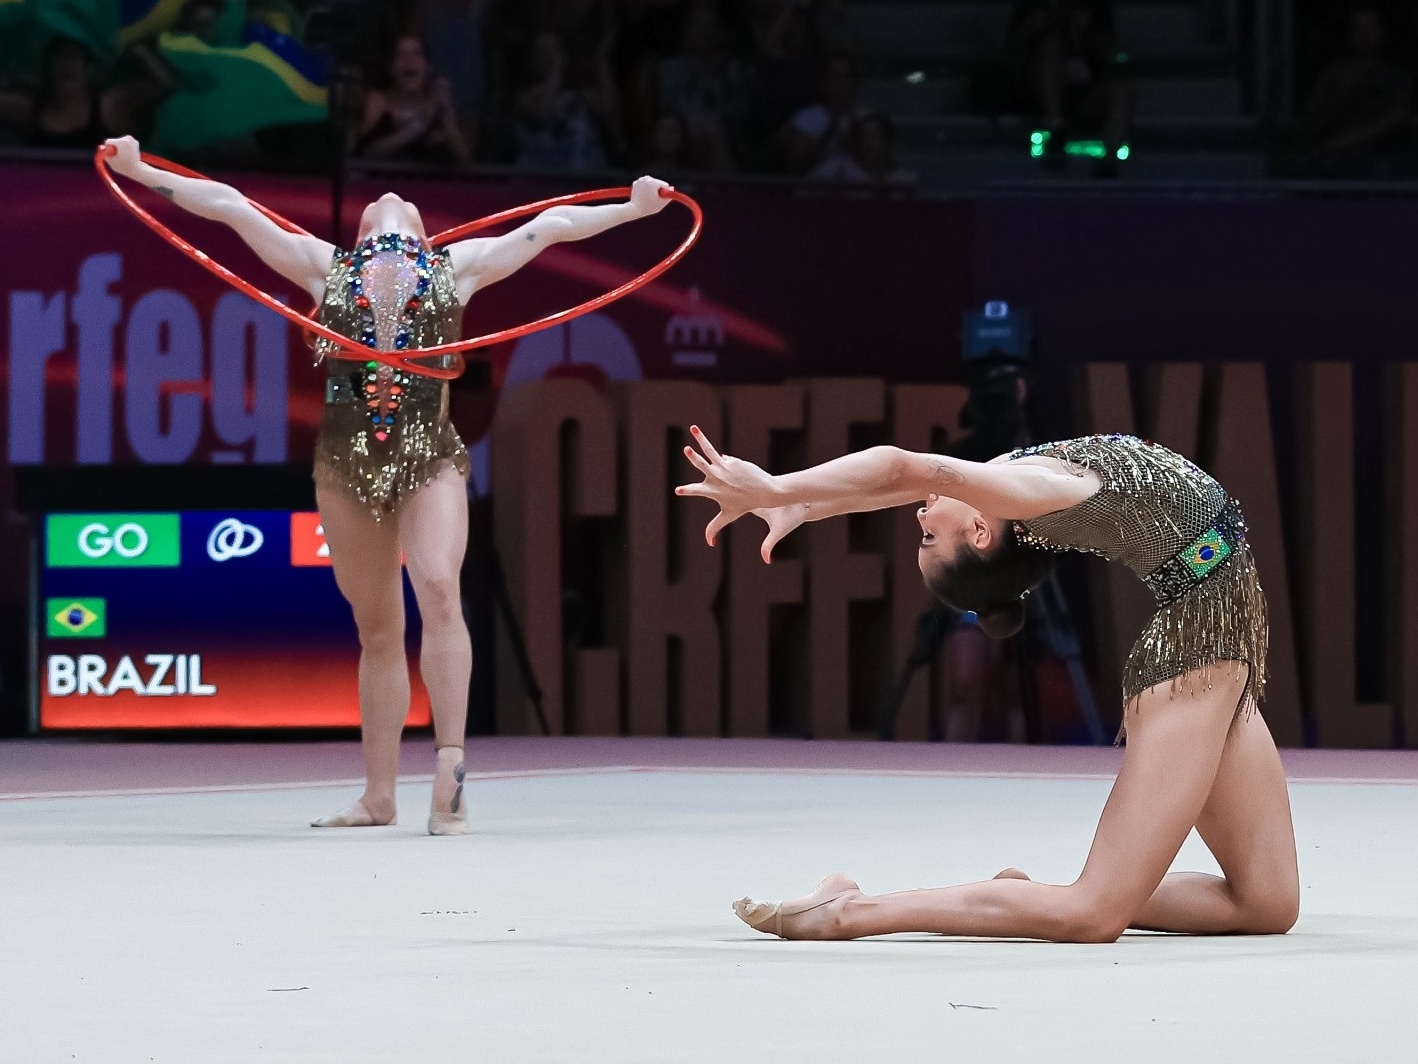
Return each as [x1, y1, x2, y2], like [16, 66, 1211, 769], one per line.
[879, 607, 954, 741]
[465, 473, 551, 738]
[485, 547, 552, 738]
[1011, 625, 1044, 744]
[877, 669, 916, 741]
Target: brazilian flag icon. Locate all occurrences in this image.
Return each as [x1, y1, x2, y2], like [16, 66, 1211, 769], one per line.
[47, 598, 106, 638]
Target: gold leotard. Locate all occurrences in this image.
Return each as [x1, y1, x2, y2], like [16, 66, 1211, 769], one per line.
[1010, 435, 1268, 730]
[311, 233, 470, 519]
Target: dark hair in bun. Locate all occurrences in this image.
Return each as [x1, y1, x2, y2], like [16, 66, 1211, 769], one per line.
[922, 523, 1053, 640]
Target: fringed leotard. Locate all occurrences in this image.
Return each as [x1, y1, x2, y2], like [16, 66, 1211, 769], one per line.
[1010, 435, 1268, 734]
[312, 233, 470, 519]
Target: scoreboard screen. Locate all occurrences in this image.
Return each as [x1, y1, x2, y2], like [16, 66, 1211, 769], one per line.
[37, 510, 432, 730]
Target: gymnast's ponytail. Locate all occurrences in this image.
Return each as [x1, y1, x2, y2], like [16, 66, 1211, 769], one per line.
[922, 523, 1053, 639]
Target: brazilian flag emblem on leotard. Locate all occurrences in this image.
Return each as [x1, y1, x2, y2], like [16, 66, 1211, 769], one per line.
[1184, 529, 1231, 579]
[47, 598, 106, 638]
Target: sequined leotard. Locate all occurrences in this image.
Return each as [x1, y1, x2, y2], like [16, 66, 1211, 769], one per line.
[1010, 435, 1268, 727]
[312, 233, 470, 518]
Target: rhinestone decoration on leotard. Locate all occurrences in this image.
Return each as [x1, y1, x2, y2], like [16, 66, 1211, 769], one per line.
[361, 360, 411, 443]
[313, 235, 469, 519]
[344, 233, 440, 439]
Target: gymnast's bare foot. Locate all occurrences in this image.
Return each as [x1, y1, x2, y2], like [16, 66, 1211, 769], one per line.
[428, 746, 469, 836]
[994, 867, 1031, 881]
[311, 795, 397, 828]
[733, 873, 863, 940]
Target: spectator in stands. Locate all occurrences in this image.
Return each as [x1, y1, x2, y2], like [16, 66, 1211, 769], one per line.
[608, 0, 686, 152]
[486, 0, 622, 163]
[534, 0, 615, 57]
[0, 72, 32, 144]
[1290, 6, 1412, 178]
[356, 34, 474, 168]
[810, 109, 917, 187]
[118, 0, 225, 107]
[807, 0, 856, 57]
[644, 110, 692, 174]
[1008, 0, 1133, 177]
[512, 30, 621, 171]
[739, 0, 824, 167]
[644, 1, 747, 172]
[3, 36, 158, 149]
[777, 52, 870, 176]
[174, 0, 225, 43]
[415, 0, 492, 161]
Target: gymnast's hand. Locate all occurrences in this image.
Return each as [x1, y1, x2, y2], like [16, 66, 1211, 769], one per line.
[101, 135, 142, 177]
[677, 425, 792, 556]
[747, 503, 809, 563]
[629, 175, 673, 217]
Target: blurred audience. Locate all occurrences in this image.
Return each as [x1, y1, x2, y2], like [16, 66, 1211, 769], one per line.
[1007, 0, 1133, 176]
[607, 0, 685, 152]
[739, 0, 824, 166]
[810, 110, 917, 187]
[1284, 6, 1412, 178]
[777, 52, 870, 176]
[0, 0, 914, 191]
[357, 34, 474, 168]
[641, 1, 748, 173]
[175, 0, 226, 43]
[511, 29, 619, 171]
[0, 36, 159, 149]
[414, 0, 491, 160]
[644, 109, 691, 173]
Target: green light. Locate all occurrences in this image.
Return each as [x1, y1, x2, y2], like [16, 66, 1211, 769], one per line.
[1028, 127, 1131, 163]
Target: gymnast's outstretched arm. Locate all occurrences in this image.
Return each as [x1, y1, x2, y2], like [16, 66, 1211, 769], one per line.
[445, 175, 672, 302]
[101, 136, 335, 301]
[676, 425, 1097, 555]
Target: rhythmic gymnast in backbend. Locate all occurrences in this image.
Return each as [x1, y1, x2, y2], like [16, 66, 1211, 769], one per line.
[678, 427, 1299, 941]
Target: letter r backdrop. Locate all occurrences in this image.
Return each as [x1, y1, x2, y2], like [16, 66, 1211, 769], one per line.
[4, 158, 1418, 747]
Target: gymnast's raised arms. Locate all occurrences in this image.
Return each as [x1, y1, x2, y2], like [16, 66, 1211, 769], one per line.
[675, 425, 1099, 561]
[101, 136, 334, 302]
[445, 176, 672, 304]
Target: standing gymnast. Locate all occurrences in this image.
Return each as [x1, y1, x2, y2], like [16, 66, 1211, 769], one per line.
[677, 427, 1300, 941]
[102, 135, 672, 835]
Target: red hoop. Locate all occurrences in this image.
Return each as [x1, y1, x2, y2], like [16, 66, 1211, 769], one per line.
[94, 146, 703, 379]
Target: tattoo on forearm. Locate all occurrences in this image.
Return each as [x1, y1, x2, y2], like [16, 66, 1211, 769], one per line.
[154, 185, 175, 201]
[525, 232, 536, 242]
[930, 459, 965, 486]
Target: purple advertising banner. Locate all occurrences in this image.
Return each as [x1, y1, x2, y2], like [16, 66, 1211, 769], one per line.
[2, 162, 972, 476]
[972, 196, 1418, 366]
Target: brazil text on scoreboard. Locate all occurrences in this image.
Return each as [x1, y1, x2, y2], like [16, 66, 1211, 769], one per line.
[38, 511, 433, 729]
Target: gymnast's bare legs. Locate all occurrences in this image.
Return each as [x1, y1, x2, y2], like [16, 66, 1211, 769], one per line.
[736, 665, 1300, 941]
[311, 464, 471, 833]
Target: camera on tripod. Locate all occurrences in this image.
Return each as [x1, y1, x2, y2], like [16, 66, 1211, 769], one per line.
[957, 300, 1033, 460]
[877, 300, 1105, 744]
